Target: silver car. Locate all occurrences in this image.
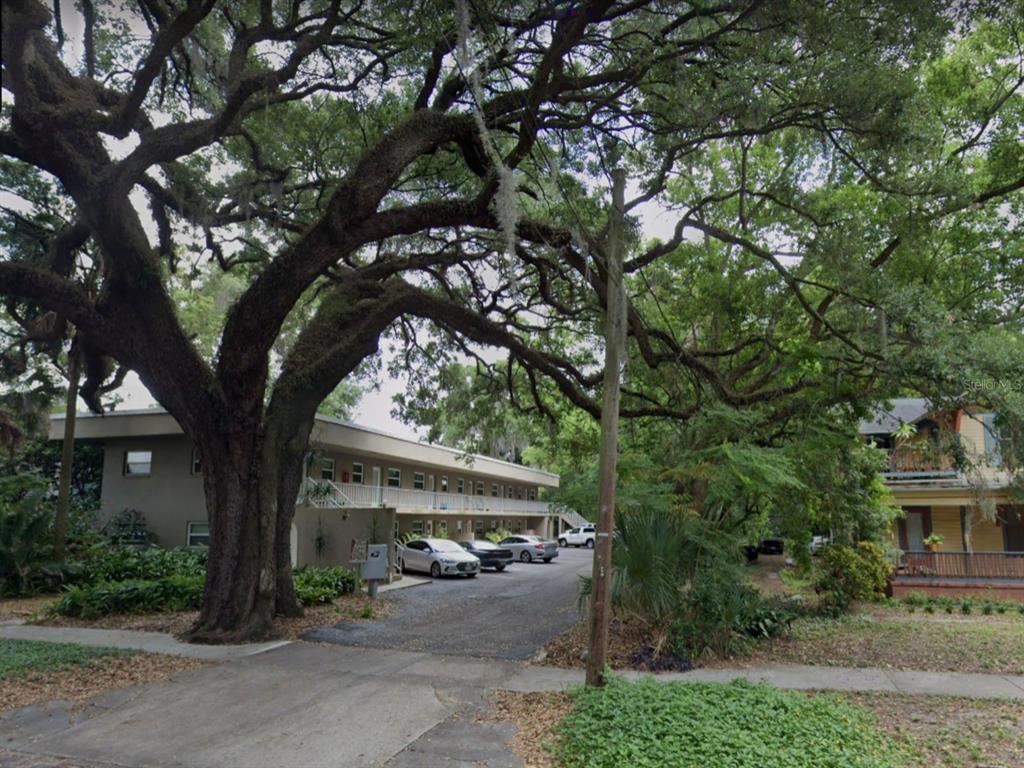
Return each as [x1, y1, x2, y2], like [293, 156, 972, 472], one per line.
[398, 538, 480, 578]
[499, 535, 559, 563]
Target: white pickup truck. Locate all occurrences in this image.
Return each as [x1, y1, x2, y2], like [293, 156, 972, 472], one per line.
[558, 524, 596, 549]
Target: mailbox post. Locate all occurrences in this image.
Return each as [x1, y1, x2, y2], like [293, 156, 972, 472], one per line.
[360, 544, 389, 599]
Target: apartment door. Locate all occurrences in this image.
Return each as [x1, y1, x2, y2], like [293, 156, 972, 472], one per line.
[898, 507, 931, 551]
[372, 466, 382, 505]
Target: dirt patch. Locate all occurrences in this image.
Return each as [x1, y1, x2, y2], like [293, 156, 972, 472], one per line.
[845, 692, 1024, 768]
[0, 596, 57, 623]
[35, 592, 392, 642]
[487, 690, 573, 768]
[0, 653, 208, 712]
[539, 617, 692, 671]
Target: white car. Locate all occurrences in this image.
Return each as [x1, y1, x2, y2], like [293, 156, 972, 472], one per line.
[559, 524, 596, 549]
[398, 538, 480, 578]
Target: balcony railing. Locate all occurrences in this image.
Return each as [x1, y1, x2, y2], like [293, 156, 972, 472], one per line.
[900, 551, 1024, 580]
[300, 478, 552, 515]
[883, 448, 959, 479]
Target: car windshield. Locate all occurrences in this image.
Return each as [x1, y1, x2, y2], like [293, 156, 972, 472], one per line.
[430, 539, 463, 553]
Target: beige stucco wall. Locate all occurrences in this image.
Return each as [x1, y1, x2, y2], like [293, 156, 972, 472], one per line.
[99, 435, 206, 548]
[292, 506, 395, 569]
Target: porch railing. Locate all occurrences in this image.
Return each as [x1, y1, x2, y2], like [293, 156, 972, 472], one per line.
[300, 478, 552, 515]
[900, 550, 1024, 580]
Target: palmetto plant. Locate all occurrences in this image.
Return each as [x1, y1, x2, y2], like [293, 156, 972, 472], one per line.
[580, 508, 740, 654]
[0, 491, 54, 595]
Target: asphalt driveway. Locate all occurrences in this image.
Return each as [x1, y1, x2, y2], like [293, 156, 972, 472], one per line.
[307, 546, 593, 659]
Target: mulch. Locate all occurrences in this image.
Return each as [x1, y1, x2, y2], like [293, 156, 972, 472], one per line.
[486, 691, 574, 768]
[0, 653, 208, 712]
[539, 616, 693, 672]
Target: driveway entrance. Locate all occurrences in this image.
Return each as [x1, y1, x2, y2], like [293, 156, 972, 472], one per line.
[308, 547, 593, 659]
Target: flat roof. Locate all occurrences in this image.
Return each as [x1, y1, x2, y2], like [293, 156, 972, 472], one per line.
[49, 408, 559, 487]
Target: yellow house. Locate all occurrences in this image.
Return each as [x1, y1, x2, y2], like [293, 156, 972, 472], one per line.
[860, 399, 1023, 598]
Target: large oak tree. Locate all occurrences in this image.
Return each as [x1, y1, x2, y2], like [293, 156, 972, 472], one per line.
[2, 0, 1021, 640]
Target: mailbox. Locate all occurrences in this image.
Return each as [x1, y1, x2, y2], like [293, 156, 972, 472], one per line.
[360, 544, 389, 581]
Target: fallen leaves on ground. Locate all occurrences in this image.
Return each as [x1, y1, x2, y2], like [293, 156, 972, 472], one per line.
[0, 653, 208, 712]
[0, 596, 57, 623]
[487, 691, 574, 768]
[36, 592, 393, 642]
[844, 692, 1024, 768]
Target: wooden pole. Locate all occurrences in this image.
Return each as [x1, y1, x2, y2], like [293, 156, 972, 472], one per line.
[54, 336, 80, 561]
[585, 168, 627, 688]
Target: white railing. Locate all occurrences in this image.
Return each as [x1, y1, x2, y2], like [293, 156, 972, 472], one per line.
[557, 507, 590, 529]
[300, 478, 553, 515]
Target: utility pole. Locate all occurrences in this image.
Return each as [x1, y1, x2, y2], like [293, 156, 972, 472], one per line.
[54, 335, 80, 561]
[585, 168, 627, 687]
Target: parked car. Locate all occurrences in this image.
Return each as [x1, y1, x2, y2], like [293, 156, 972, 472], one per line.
[499, 535, 559, 563]
[558, 524, 596, 549]
[809, 535, 830, 555]
[758, 538, 785, 555]
[397, 538, 480, 578]
[458, 540, 514, 571]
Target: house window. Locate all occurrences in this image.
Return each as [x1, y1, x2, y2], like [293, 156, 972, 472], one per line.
[414, 472, 425, 490]
[352, 462, 364, 484]
[187, 521, 210, 548]
[190, 449, 201, 475]
[124, 450, 152, 477]
[412, 520, 423, 534]
[475, 481, 485, 496]
[387, 468, 401, 487]
[321, 458, 336, 481]
[982, 413, 1003, 467]
[457, 478, 465, 494]
[440, 476, 449, 492]
[491, 483, 499, 497]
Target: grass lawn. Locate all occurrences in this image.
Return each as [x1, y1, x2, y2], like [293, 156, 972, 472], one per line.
[0, 639, 207, 712]
[493, 682, 1024, 768]
[744, 611, 1024, 674]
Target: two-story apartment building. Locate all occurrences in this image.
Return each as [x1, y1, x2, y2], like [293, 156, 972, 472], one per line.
[50, 409, 577, 569]
[860, 398, 1023, 598]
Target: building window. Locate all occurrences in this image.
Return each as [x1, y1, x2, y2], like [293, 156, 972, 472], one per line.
[438, 520, 448, 535]
[412, 520, 423, 534]
[124, 450, 152, 477]
[475, 481, 484, 496]
[387, 468, 401, 487]
[414, 472, 425, 490]
[187, 521, 210, 548]
[190, 449, 201, 475]
[440, 476, 449, 492]
[491, 483, 499, 497]
[321, 458, 336, 481]
[528, 489, 536, 501]
[457, 478, 465, 494]
[352, 462, 364, 484]
[456, 520, 463, 533]
[490, 519, 498, 530]
[475, 520, 484, 534]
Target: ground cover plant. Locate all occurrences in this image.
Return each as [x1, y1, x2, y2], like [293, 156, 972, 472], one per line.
[0, 638, 129, 679]
[550, 677, 907, 768]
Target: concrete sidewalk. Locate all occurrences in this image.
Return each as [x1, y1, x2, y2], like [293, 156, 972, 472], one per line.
[0, 622, 289, 660]
[505, 661, 1024, 700]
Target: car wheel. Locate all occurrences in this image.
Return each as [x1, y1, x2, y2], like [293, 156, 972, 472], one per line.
[558, 538, 567, 547]
[495, 564, 506, 572]
[543, 557, 553, 563]
[465, 573, 477, 578]
[586, 539, 595, 549]
[520, 550, 532, 563]
[430, 562, 441, 578]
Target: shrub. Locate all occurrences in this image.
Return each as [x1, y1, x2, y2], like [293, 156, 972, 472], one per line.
[0, 492, 65, 596]
[816, 541, 892, 615]
[293, 566, 357, 605]
[81, 546, 207, 583]
[52, 575, 204, 618]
